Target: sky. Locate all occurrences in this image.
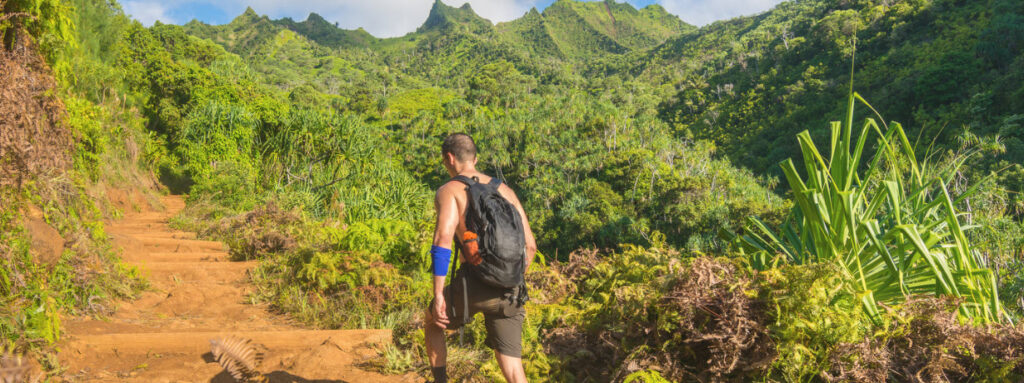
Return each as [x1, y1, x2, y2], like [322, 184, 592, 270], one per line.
[120, 0, 788, 38]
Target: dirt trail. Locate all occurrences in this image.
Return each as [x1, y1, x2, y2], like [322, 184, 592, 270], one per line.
[60, 195, 417, 383]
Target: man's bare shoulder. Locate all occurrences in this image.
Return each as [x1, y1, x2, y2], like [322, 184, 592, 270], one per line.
[497, 182, 522, 204]
[496, 181, 516, 194]
[436, 180, 466, 197]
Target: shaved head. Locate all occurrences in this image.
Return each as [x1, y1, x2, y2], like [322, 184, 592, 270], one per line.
[442, 133, 477, 162]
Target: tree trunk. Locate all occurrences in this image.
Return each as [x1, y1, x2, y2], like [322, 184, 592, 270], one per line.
[1, 0, 32, 52]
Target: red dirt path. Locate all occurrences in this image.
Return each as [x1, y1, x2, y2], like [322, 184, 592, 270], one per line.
[59, 195, 420, 383]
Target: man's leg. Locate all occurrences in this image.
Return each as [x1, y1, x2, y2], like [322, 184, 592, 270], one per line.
[495, 350, 527, 383]
[424, 308, 447, 382]
[486, 299, 526, 383]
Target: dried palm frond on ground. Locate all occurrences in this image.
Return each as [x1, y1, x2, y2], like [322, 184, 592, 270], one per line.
[822, 338, 891, 383]
[526, 265, 576, 305]
[210, 336, 267, 383]
[0, 348, 36, 383]
[659, 257, 775, 381]
[557, 248, 601, 281]
[825, 297, 1024, 383]
[888, 298, 976, 382]
[539, 255, 776, 382]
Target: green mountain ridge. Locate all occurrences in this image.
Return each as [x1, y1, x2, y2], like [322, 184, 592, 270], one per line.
[184, 6, 284, 55]
[514, 0, 630, 57]
[494, 7, 564, 59]
[184, 0, 693, 61]
[496, 0, 695, 58]
[274, 12, 379, 49]
[178, 0, 1024, 168]
[639, 0, 1024, 176]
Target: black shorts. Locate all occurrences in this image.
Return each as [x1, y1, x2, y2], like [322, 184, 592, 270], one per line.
[430, 269, 526, 358]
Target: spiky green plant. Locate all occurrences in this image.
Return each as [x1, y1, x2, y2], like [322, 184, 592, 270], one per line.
[730, 92, 1006, 324]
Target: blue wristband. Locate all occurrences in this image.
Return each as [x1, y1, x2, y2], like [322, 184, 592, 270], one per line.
[430, 246, 452, 276]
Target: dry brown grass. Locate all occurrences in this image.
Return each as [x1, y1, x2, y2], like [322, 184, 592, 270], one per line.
[659, 257, 775, 381]
[826, 297, 1024, 383]
[203, 202, 300, 261]
[0, 40, 70, 188]
[539, 256, 777, 382]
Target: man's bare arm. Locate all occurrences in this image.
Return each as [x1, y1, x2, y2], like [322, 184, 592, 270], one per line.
[427, 183, 459, 329]
[432, 184, 459, 294]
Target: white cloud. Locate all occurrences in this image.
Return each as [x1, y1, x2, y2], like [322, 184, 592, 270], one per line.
[122, 0, 175, 26]
[660, 0, 786, 26]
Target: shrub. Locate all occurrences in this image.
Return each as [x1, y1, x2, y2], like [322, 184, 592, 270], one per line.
[731, 94, 1005, 324]
[533, 248, 776, 382]
[201, 202, 300, 261]
[760, 263, 872, 381]
[186, 160, 260, 212]
[826, 296, 1024, 382]
[191, 202, 432, 329]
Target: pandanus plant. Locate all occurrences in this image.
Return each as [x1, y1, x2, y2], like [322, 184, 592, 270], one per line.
[729, 92, 1007, 324]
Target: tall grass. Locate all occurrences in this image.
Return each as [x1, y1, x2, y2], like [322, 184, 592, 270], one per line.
[730, 92, 1007, 324]
[259, 110, 431, 223]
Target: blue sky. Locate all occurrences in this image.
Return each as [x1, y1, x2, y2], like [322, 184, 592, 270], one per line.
[121, 0, 787, 38]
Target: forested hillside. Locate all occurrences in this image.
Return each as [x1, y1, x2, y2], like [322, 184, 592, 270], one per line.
[650, 0, 1024, 181]
[3, 0, 1024, 381]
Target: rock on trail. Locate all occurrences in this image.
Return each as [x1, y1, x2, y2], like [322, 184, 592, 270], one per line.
[59, 195, 419, 382]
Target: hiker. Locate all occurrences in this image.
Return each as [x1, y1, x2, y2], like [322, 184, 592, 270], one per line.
[424, 133, 538, 383]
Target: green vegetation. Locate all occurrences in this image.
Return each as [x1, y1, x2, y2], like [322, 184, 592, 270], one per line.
[3, 0, 1024, 380]
[731, 93, 1005, 324]
[1, 0, 154, 370]
[652, 0, 1024, 187]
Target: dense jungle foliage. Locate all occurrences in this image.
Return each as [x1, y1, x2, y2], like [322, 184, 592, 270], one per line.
[0, 0, 162, 377]
[3, 0, 1024, 380]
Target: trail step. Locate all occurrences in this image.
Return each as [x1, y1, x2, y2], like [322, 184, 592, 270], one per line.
[117, 232, 198, 240]
[135, 237, 225, 248]
[135, 262, 255, 271]
[60, 195, 411, 382]
[135, 262, 255, 283]
[107, 218, 176, 225]
[123, 252, 231, 262]
[63, 329, 391, 354]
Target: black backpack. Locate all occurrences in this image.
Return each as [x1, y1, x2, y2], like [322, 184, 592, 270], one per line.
[452, 175, 526, 289]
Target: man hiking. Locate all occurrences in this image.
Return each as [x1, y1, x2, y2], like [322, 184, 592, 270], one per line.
[424, 133, 537, 383]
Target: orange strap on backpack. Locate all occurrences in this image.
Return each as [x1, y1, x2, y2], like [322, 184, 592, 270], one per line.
[461, 231, 482, 266]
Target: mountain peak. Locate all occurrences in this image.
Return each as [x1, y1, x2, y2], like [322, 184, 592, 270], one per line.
[270, 11, 377, 48]
[230, 6, 265, 26]
[306, 12, 328, 24]
[427, 0, 450, 16]
[419, 0, 492, 34]
[639, 3, 675, 17]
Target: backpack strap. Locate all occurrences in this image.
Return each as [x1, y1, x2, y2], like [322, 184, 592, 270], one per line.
[450, 175, 478, 186]
[487, 177, 502, 191]
[448, 235, 461, 281]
